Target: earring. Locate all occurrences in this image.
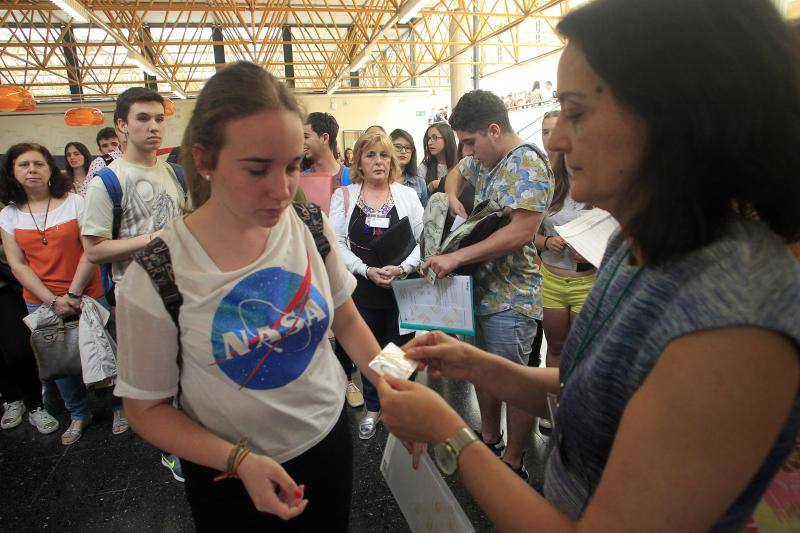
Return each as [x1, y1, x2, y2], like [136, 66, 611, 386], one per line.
[203, 174, 211, 181]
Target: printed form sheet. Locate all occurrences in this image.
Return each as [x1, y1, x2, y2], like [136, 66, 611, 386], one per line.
[381, 435, 475, 533]
[554, 208, 620, 268]
[391, 276, 475, 336]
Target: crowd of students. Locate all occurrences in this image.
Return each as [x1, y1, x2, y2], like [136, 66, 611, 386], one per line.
[1, 0, 800, 530]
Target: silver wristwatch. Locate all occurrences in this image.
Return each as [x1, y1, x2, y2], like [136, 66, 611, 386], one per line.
[433, 427, 479, 475]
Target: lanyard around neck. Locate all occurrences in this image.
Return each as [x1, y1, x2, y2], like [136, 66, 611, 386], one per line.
[560, 248, 644, 392]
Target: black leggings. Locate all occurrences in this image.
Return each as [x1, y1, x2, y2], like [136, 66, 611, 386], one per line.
[0, 285, 43, 410]
[182, 407, 352, 532]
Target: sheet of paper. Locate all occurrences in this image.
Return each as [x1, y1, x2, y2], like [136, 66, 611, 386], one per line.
[368, 342, 416, 380]
[553, 208, 620, 268]
[450, 215, 467, 232]
[380, 435, 475, 533]
[391, 276, 475, 336]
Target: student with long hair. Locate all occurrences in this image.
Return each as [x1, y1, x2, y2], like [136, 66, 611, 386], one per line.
[390, 128, 427, 206]
[115, 62, 385, 530]
[378, 0, 800, 530]
[63, 142, 92, 196]
[419, 122, 457, 195]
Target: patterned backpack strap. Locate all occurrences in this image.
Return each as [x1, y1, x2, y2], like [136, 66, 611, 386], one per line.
[133, 237, 184, 405]
[292, 202, 331, 261]
[133, 238, 182, 327]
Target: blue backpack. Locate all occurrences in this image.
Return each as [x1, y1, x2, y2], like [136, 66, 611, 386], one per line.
[340, 165, 351, 186]
[94, 162, 187, 294]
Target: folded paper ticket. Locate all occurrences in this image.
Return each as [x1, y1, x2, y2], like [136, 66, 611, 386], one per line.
[368, 342, 417, 380]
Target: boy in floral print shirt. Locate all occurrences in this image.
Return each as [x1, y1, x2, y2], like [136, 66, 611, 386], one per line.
[422, 90, 553, 479]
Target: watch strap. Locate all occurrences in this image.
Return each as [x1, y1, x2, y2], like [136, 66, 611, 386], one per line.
[447, 427, 479, 457]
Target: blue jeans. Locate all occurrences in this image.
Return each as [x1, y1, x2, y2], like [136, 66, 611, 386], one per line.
[26, 298, 114, 421]
[475, 309, 538, 365]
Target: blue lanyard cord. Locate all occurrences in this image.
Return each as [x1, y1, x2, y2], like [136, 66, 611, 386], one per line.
[560, 249, 644, 390]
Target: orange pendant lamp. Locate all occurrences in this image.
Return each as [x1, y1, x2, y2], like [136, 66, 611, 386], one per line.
[15, 88, 36, 112]
[0, 86, 25, 112]
[64, 107, 105, 127]
[164, 98, 175, 116]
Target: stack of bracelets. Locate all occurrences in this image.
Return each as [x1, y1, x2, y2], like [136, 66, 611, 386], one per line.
[214, 438, 251, 481]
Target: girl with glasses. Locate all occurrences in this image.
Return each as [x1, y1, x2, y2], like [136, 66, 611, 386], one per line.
[419, 122, 457, 195]
[390, 129, 427, 207]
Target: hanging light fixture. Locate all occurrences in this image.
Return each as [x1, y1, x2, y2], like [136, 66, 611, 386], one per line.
[15, 88, 36, 112]
[0, 86, 25, 112]
[163, 98, 175, 116]
[64, 107, 105, 126]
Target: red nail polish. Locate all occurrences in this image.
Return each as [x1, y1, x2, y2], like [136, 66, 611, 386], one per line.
[294, 488, 302, 499]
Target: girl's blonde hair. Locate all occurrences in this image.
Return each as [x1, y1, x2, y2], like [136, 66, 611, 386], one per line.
[349, 132, 402, 184]
[180, 62, 303, 208]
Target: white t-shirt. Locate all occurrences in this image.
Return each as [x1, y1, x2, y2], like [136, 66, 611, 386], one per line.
[82, 157, 186, 283]
[114, 208, 356, 463]
[0, 192, 86, 235]
[0, 193, 104, 303]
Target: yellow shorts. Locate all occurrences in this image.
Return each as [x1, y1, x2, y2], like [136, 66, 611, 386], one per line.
[541, 264, 596, 313]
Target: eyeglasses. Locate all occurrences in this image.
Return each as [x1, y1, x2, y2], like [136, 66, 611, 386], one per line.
[428, 135, 444, 143]
[392, 144, 413, 153]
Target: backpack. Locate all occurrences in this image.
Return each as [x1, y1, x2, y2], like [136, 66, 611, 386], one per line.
[95, 162, 187, 298]
[420, 143, 549, 274]
[421, 193, 510, 275]
[131, 202, 330, 404]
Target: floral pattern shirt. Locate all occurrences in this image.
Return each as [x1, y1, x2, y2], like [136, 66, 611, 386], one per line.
[459, 145, 553, 319]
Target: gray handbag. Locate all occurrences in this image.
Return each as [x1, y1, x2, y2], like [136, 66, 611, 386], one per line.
[30, 318, 82, 380]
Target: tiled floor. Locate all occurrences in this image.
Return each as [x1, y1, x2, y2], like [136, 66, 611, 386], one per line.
[0, 371, 553, 532]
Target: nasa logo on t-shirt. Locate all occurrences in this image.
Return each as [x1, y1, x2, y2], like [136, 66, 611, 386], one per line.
[210, 267, 329, 390]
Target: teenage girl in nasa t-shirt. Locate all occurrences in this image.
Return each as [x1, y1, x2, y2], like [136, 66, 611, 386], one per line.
[113, 62, 385, 531]
[115, 211, 366, 528]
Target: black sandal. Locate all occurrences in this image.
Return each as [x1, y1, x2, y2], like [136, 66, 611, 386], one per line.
[503, 457, 529, 481]
[476, 430, 506, 456]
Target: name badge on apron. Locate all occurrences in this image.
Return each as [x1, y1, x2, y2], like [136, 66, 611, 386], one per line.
[366, 216, 390, 229]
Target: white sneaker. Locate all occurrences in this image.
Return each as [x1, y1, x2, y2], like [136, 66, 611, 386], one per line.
[345, 381, 365, 408]
[1, 401, 26, 429]
[28, 407, 60, 434]
[539, 418, 552, 430]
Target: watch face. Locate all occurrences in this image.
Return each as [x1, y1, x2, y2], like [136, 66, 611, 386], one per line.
[433, 443, 457, 475]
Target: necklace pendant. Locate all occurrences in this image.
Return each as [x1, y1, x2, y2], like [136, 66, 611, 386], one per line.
[41, 236, 48, 245]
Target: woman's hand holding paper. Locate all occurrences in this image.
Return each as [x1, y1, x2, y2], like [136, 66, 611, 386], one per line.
[402, 331, 484, 381]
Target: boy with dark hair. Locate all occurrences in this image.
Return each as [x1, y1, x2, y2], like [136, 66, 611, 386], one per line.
[96, 127, 120, 157]
[82, 86, 182, 283]
[422, 89, 553, 480]
[303, 112, 350, 188]
[447, 89, 514, 134]
[84, 126, 124, 190]
[81, 86, 188, 481]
